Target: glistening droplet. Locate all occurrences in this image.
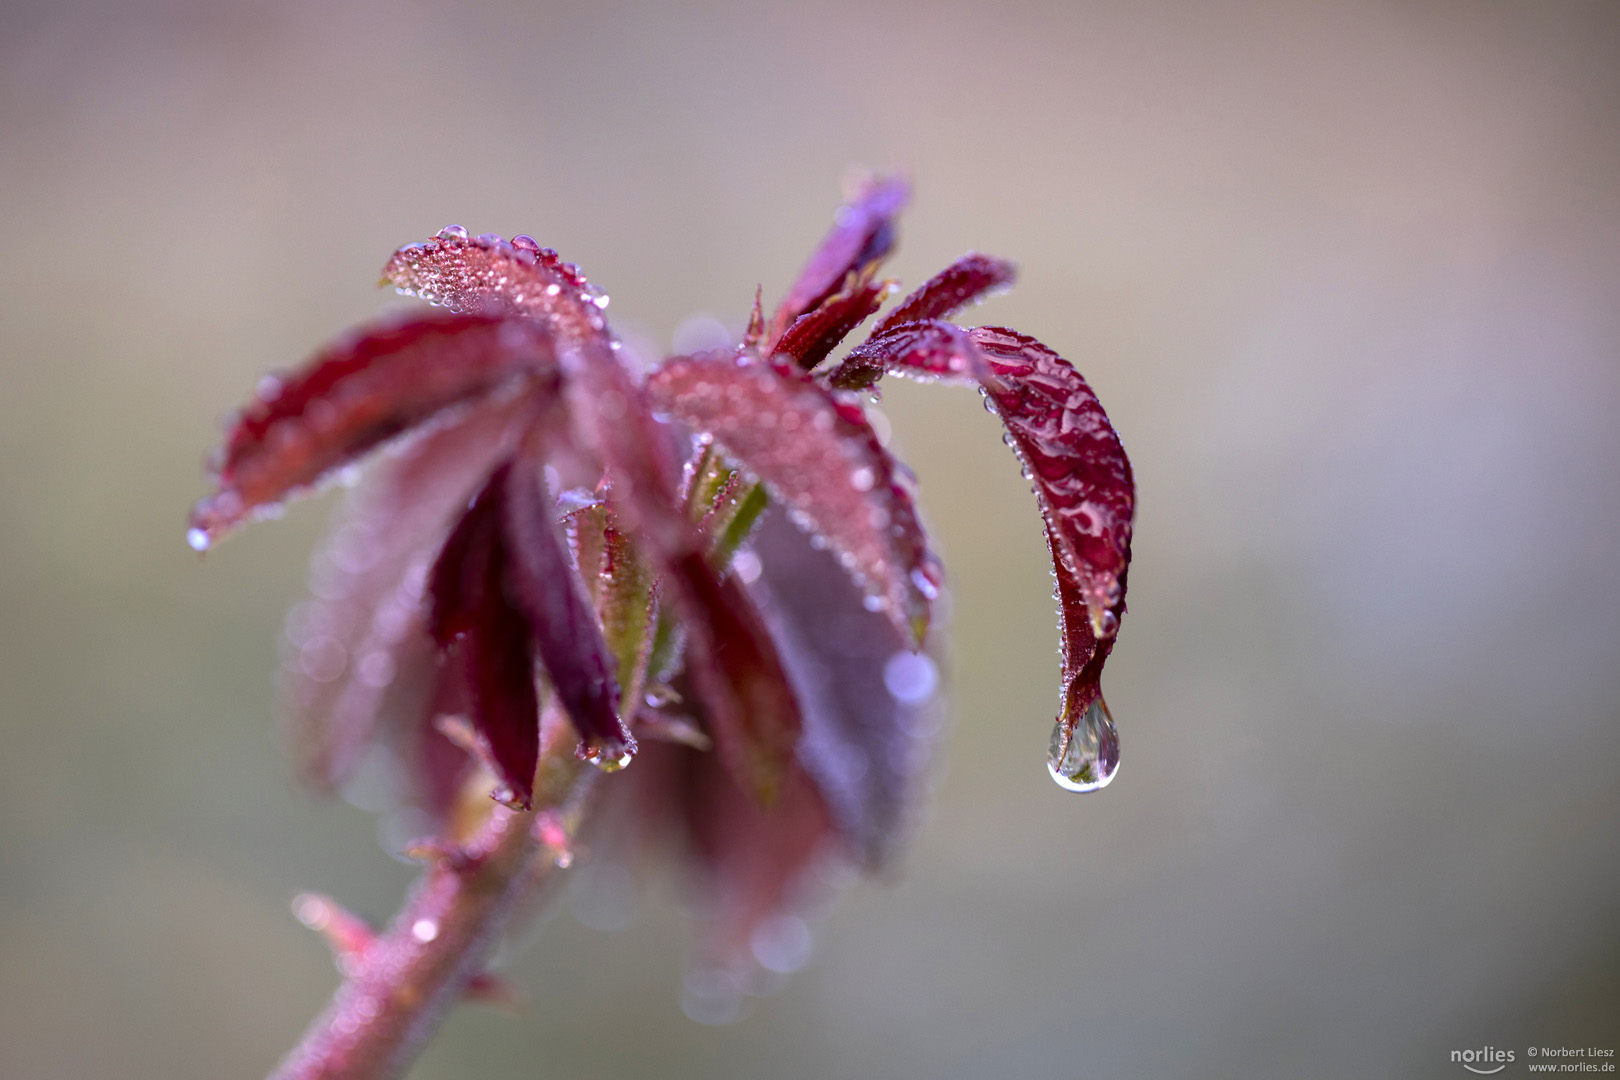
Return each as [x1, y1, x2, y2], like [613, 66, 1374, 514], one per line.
[1046, 695, 1119, 793]
[585, 745, 634, 772]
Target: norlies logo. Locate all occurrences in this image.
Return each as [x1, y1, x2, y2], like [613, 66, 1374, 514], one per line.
[1453, 1046, 1516, 1074]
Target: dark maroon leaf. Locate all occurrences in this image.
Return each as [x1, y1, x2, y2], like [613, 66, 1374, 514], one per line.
[669, 551, 805, 805]
[1044, 521, 1119, 791]
[277, 393, 534, 792]
[970, 326, 1133, 640]
[769, 175, 909, 346]
[500, 455, 634, 765]
[428, 465, 540, 809]
[190, 314, 557, 546]
[773, 276, 892, 370]
[870, 253, 1016, 337]
[827, 318, 988, 390]
[648, 353, 941, 645]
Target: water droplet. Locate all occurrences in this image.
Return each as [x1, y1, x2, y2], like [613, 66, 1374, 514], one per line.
[585, 745, 634, 772]
[849, 465, 875, 491]
[883, 651, 938, 704]
[544, 283, 561, 297]
[186, 527, 211, 552]
[475, 232, 503, 246]
[862, 594, 886, 613]
[750, 915, 813, 974]
[436, 224, 468, 241]
[410, 918, 439, 943]
[510, 234, 540, 252]
[1090, 608, 1119, 639]
[1047, 696, 1119, 793]
[731, 549, 762, 584]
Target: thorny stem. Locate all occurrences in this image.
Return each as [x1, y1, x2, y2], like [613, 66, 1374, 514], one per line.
[269, 724, 593, 1080]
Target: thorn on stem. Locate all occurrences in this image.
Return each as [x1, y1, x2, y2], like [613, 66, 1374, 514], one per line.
[293, 893, 374, 976]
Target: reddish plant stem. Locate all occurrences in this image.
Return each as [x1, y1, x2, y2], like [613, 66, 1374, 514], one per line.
[270, 739, 591, 1080]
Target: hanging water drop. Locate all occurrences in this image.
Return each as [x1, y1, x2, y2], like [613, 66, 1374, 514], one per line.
[186, 527, 211, 552]
[584, 744, 634, 772]
[1046, 695, 1119, 793]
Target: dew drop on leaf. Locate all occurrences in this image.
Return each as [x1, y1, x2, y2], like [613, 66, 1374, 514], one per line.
[1046, 695, 1119, 793]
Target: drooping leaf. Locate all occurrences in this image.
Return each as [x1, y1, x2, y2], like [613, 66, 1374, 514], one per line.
[827, 318, 988, 391]
[190, 314, 557, 545]
[769, 175, 909, 347]
[747, 508, 944, 868]
[647, 353, 941, 644]
[773, 275, 893, 371]
[428, 465, 540, 809]
[869, 253, 1016, 337]
[500, 455, 633, 765]
[277, 394, 534, 791]
[971, 326, 1133, 639]
[1045, 520, 1119, 787]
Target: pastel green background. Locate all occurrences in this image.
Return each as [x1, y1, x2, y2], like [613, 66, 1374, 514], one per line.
[2, 1, 1617, 1077]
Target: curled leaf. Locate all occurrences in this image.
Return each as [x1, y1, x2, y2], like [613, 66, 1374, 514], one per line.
[502, 455, 634, 766]
[769, 175, 909, 346]
[828, 318, 988, 391]
[647, 353, 940, 645]
[428, 465, 540, 809]
[190, 314, 557, 546]
[773, 275, 893, 371]
[970, 326, 1133, 639]
[870, 253, 1016, 336]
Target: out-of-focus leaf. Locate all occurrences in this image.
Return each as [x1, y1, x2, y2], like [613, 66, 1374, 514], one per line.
[190, 314, 556, 545]
[428, 465, 540, 809]
[769, 175, 909, 346]
[748, 509, 944, 868]
[647, 353, 940, 645]
[669, 551, 804, 805]
[277, 394, 533, 791]
[869, 253, 1016, 336]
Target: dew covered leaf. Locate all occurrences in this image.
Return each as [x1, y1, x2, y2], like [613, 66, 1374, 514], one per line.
[382, 229, 611, 343]
[769, 175, 909, 347]
[971, 325, 1133, 640]
[870, 253, 1016, 337]
[277, 394, 534, 792]
[190, 314, 557, 545]
[1044, 521, 1120, 791]
[773, 275, 892, 371]
[828, 318, 988, 391]
[647, 353, 941, 645]
[428, 464, 541, 809]
[501, 455, 634, 765]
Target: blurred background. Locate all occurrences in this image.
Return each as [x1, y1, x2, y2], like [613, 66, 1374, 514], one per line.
[3, 1, 1618, 1077]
